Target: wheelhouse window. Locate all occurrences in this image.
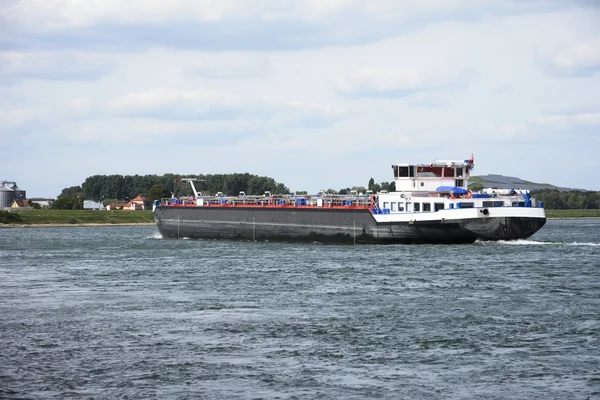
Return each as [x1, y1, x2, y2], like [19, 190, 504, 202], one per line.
[417, 166, 443, 177]
[443, 168, 454, 177]
[414, 203, 420, 212]
[434, 203, 444, 211]
[455, 167, 463, 177]
[391, 202, 397, 212]
[383, 202, 390, 209]
[395, 166, 410, 178]
[423, 203, 431, 212]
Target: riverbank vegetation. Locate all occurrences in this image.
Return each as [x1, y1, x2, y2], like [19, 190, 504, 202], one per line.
[545, 209, 600, 219]
[51, 173, 292, 210]
[531, 189, 598, 210]
[1, 210, 154, 225]
[0, 211, 23, 224]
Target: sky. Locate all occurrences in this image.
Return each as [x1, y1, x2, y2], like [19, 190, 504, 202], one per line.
[1, 0, 599, 198]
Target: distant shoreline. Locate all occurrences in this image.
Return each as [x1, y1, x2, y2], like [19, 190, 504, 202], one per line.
[0, 223, 156, 228]
[547, 217, 600, 220]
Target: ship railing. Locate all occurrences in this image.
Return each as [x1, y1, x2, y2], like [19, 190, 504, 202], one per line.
[164, 193, 377, 208]
[160, 197, 195, 206]
[161, 191, 543, 209]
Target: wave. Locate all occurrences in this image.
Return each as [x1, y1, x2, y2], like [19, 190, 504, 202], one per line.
[478, 239, 600, 247]
[146, 232, 163, 240]
[498, 239, 555, 246]
[566, 241, 600, 247]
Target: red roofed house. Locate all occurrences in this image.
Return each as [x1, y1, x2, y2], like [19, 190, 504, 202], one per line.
[10, 199, 32, 209]
[131, 195, 150, 210]
[105, 202, 129, 211]
[105, 195, 149, 211]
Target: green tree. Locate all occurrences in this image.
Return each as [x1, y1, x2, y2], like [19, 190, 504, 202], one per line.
[531, 189, 599, 209]
[61, 172, 290, 201]
[351, 186, 367, 194]
[368, 178, 375, 191]
[52, 186, 84, 210]
[147, 184, 172, 203]
[469, 183, 484, 192]
[366, 179, 395, 193]
[380, 181, 396, 192]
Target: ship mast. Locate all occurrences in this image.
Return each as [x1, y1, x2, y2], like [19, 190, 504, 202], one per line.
[180, 178, 202, 197]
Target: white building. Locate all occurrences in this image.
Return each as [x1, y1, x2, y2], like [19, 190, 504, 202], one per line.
[83, 200, 103, 210]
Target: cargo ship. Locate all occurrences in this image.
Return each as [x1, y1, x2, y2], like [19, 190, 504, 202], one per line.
[153, 156, 546, 244]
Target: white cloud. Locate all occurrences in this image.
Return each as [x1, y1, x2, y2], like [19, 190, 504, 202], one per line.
[187, 54, 271, 79]
[337, 68, 476, 99]
[103, 88, 343, 126]
[1, 0, 590, 51]
[61, 97, 95, 116]
[408, 92, 448, 107]
[467, 122, 529, 140]
[56, 119, 196, 144]
[0, 108, 45, 127]
[0, 88, 344, 151]
[547, 35, 600, 76]
[0, 51, 114, 84]
[2, 0, 231, 29]
[104, 88, 252, 120]
[537, 111, 600, 128]
[2, 0, 579, 31]
[2, 2, 600, 196]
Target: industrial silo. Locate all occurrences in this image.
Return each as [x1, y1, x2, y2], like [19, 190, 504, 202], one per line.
[0, 183, 15, 209]
[11, 183, 26, 201]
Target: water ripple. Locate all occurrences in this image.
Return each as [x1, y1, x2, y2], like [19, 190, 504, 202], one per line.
[0, 221, 599, 399]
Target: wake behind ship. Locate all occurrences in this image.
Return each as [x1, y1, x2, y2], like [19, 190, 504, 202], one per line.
[153, 156, 546, 244]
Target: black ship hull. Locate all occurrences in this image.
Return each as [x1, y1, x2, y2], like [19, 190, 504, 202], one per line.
[154, 206, 546, 244]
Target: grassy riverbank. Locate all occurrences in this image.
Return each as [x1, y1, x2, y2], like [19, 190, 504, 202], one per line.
[1, 208, 598, 227]
[0, 209, 155, 225]
[545, 209, 600, 219]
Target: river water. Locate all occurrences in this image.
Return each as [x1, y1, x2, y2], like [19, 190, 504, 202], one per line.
[0, 220, 599, 399]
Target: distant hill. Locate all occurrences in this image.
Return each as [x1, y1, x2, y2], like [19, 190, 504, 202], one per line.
[469, 174, 575, 192]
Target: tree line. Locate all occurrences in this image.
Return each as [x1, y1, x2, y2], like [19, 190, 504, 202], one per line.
[52, 173, 290, 209]
[51, 173, 395, 210]
[531, 189, 599, 209]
